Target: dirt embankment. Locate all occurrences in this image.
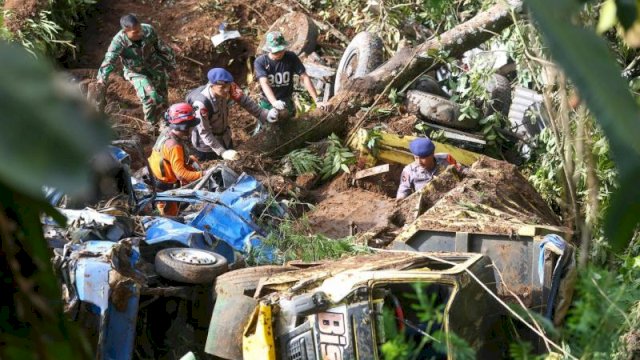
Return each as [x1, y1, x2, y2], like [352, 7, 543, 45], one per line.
[305, 156, 561, 239]
[3, 0, 47, 33]
[66, 0, 286, 159]
[413, 157, 561, 234]
[305, 188, 396, 239]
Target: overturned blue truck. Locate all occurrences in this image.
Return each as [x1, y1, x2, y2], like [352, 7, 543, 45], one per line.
[44, 146, 283, 359]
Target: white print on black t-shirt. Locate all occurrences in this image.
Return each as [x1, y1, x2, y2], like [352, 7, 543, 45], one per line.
[267, 71, 291, 87]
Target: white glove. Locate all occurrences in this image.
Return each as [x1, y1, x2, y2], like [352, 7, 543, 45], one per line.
[272, 100, 286, 110]
[315, 98, 329, 111]
[221, 149, 239, 161]
[267, 108, 279, 123]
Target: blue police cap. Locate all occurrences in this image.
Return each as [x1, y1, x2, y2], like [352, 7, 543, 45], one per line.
[409, 137, 435, 157]
[207, 68, 233, 84]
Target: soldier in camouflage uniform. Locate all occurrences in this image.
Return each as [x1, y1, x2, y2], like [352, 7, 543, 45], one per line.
[96, 14, 176, 124]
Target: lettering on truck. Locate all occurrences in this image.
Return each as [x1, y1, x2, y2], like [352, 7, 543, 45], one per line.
[317, 311, 348, 360]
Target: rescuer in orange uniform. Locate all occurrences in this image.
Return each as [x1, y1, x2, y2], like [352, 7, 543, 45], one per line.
[148, 103, 203, 215]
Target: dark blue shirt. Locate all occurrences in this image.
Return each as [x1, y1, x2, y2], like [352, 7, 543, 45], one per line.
[254, 51, 306, 101]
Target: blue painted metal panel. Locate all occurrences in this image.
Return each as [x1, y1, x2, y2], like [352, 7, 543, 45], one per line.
[139, 173, 281, 257]
[143, 217, 212, 249]
[143, 216, 239, 264]
[73, 241, 141, 360]
[108, 145, 130, 165]
[103, 281, 139, 360]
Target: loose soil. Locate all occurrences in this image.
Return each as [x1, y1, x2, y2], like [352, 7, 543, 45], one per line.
[304, 188, 395, 239]
[306, 156, 562, 240]
[64, 0, 291, 152]
[413, 157, 562, 234]
[3, 0, 46, 33]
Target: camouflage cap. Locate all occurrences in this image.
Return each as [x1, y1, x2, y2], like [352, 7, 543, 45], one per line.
[263, 31, 288, 53]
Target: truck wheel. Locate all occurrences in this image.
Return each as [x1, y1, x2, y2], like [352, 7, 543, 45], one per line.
[334, 32, 384, 93]
[155, 248, 228, 284]
[410, 75, 450, 99]
[214, 265, 296, 297]
[258, 12, 318, 55]
[482, 73, 511, 117]
[405, 90, 478, 130]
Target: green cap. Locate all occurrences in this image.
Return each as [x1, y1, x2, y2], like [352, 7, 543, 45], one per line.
[263, 31, 288, 53]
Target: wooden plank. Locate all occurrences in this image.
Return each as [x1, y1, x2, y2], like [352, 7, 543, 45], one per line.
[354, 164, 390, 180]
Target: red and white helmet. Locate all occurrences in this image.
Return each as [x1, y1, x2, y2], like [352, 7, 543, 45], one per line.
[165, 103, 199, 131]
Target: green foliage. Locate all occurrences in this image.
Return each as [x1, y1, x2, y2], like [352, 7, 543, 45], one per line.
[2, 0, 96, 58]
[380, 333, 413, 360]
[527, 128, 566, 208]
[596, 0, 640, 47]
[380, 283, 475, 360]
[253, 217, 369, 264]
[414, 123, 447, 143]
[448, 65, 494, 119]
[0, 42, 111, 198]
[317, 0, 484, 54]
[0, 41, 106, 359]
[320, 133, 356, 180]
[528, 0, 640, 252]
[281, 148, 322, 176]
[528, 119, 618, 263]
[564, 265, 640, 357]
[22, 11, 76, 57]
[509, 341, 536, 360]
[388, 87, 402, 104]
[364, 126, 383, 157]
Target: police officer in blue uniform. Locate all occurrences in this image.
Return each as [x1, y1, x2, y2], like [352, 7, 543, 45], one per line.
[396, 137, 461, 199]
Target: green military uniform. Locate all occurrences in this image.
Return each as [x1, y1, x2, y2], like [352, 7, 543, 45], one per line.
[97, 23, 176, 123]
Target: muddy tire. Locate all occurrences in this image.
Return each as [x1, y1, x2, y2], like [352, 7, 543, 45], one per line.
[405, 90, 478, 130]
[258, 12, 318, 55]
[410, 75, 450, 99]
[334, 32, 384, 94]
[482, 73, 511, 117]
[214, 265, 296, 296]
[155, 248, 228, 284]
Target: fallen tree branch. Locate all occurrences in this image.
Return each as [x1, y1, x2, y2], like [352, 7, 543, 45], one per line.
[242, 0, 523, 156]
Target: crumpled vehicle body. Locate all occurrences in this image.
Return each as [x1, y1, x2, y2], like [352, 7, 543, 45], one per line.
[207, 252, 513, 360]
[45, 149, 284, 359]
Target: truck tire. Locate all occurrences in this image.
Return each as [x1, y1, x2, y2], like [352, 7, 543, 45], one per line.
[334, 32, 384, 93]
[410, 75, 450, 99]
[155, 248, 228, 284]
[214, 265, 296, 297]
[482, 73, 511, 117]
[258, 12, 318, 55]
[405, 90, 479, 130]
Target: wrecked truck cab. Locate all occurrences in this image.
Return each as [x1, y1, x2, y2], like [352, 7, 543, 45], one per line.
[207, 252, 514, 359]
[47, 169, 283, 359]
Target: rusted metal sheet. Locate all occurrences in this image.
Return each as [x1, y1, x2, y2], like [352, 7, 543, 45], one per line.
[255, 252, 481, 298]
[205, 293, 258, 360]
[391, 223, 572, 311]
[256, 252, 423, 296]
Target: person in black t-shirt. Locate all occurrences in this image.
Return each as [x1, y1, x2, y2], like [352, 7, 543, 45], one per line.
[254, 31, 325, 120]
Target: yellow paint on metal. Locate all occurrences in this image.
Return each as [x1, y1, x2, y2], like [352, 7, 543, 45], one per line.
[349, 128, 482, 167]
[242, 302, 276, 360]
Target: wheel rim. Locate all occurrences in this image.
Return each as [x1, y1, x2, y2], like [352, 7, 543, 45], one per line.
[170, 249, 217, 265]
[344, 52, 359, 78]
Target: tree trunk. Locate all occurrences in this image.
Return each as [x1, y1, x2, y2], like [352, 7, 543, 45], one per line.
[243, 1, 522, 156]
